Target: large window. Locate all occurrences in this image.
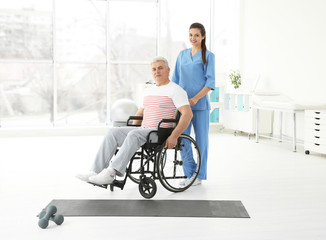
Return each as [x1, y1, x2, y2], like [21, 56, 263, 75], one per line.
[0, 0, 53, 127]
[54, 0, 107, 126]
[108, 0, 157, 107]
[0, 0, 238, 128]
[0, 0, 52, 60]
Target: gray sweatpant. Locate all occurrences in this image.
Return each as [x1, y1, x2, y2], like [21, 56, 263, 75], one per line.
[91, 127, 155, 176]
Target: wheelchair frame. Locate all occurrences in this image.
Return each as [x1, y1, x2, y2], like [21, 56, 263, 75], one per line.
[89, 115, 201, 199]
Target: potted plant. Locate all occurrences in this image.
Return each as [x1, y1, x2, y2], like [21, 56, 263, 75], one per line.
[229, 70, 241, 89]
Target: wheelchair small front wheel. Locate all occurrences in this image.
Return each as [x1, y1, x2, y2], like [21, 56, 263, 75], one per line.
[139, 177, 157, 199]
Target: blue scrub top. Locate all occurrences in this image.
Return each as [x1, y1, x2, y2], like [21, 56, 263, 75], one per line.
[172, 48, 215, 110]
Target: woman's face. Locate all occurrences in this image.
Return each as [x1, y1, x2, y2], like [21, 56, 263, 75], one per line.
[189, 28, 205, 48]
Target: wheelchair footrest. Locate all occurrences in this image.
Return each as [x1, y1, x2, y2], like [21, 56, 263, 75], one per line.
[112, 180, 125, 190]
[87, 179, 125, 191]
[87, 182, 108, 189]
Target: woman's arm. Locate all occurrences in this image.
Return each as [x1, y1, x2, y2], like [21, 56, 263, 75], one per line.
[189, 52, 215, 106]
[189, 86, 211, 106]
[171, 53, 182, 84]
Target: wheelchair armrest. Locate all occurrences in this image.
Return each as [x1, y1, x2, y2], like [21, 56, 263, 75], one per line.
[145, 117, 180, 146]
[127, 116, 143, 126]
[158, 118, 179, 129]
[155, 118, 179, 144]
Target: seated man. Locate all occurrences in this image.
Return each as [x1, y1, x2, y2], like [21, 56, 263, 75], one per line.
[76, 56, 193, 185]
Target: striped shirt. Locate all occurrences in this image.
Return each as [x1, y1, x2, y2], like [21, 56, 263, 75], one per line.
[141, 81, 189, 128]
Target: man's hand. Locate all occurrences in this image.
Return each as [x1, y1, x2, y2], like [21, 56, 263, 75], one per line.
[164, 104, 193, 149]
[165, 134, 178, 149]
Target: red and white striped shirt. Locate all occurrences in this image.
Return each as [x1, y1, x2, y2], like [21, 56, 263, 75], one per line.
[141, 81, 189, 128]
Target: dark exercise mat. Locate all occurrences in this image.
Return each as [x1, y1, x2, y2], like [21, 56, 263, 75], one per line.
[45, 199, 250, 218]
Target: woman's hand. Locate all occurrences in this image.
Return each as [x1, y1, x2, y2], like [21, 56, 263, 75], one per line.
[189, 98, 198, 106]
[189, 87, 212, 106]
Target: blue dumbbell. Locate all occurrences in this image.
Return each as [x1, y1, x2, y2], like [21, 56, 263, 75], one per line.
[38, 205, 64, 229]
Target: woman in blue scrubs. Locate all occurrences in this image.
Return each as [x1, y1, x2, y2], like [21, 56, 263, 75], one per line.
[172, 22, 215, 185]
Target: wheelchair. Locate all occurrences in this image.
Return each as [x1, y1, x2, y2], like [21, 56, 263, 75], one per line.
[89, 115, 201, 199]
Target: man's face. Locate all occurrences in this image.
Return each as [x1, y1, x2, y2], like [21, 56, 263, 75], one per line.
[151, 61, 170, 85]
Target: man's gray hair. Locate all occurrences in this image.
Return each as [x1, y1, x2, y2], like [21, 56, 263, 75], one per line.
[151, 56, 169, 68]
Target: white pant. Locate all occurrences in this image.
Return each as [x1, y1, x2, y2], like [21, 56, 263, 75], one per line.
[91, 127, 155, 176]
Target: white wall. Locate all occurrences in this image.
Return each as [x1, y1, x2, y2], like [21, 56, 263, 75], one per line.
[240, 0, 326, 102]
[239, 0, 326, 138]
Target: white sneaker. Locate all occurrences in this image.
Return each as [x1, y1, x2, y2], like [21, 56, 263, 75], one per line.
[190, 178, 202, 186]
[180, 177, 202, 187]
[179, 178, 188, 186]
[88, 167, 116, 185]
[75, 171, 97, 182]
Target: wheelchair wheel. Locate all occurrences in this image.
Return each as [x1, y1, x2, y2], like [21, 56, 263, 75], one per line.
[156, 134, 201, 192]
[139, 177, 157, 199]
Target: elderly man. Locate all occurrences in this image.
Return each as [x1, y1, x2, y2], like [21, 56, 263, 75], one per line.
[76, 56, 193, 185]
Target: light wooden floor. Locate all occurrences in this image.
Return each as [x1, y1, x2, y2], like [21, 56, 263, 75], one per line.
[1, 129, 326, 240]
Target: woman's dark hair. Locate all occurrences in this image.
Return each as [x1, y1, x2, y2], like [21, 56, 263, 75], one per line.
[189, 22, 207, 65]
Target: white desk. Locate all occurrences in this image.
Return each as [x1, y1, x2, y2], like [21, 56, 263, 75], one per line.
[252, 94, 305, 152]
[253, 106, 304, 152]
